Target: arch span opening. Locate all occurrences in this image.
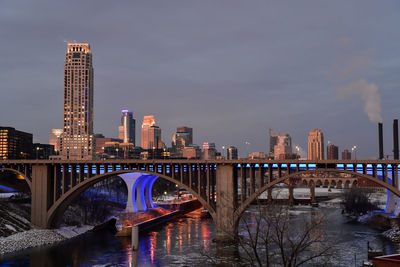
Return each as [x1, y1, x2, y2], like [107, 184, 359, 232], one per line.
[47, 170, 216, 228]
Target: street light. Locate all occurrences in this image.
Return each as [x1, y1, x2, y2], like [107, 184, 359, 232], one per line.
[351, 146, 357, 160]
[295, 145, 300, 158]
[222, 145, 226, 159]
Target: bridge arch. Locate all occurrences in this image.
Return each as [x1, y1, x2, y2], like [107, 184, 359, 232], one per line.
[234, 169, 400, 223]
[46, 170, 216, 228]
[0, 168, 31, 190]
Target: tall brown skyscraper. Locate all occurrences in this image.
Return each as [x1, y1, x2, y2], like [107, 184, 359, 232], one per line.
[342, 149, 351, 160]
[308, 129, 324, 160]
[327, 144, 339, 160]
[59, 43, 94, 160]
[141, 115, 162, 149]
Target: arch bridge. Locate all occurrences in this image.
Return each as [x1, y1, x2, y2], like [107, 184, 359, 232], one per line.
[1, 159, 400, 241]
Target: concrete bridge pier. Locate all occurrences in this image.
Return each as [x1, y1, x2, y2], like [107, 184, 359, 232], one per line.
[310, 184, 316, 203]
[267, 187, 272, 201]
[385, 190, 396, 215]
[215, 164, 238, 242]
[288, 184, 294, 205]
[31, 165, 52, 228]
[119, 173, 143, 213]
[119, 173, 157, 212]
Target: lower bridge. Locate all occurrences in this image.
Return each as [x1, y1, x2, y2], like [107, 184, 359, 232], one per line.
[1, 159, 400, 241]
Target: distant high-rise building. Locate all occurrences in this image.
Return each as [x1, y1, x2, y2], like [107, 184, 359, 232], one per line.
[271, 134, 292, 159]
[33, 143, 55, 159]
[119, 110, 135, 145]
[342, 149, 351, 160]
[203, 142, 216, 160]
[59, 43, 94, 160]
[172, 126, 193, 156]
[308, 129, 324, 160]
[227, 146, 238, 160]
[327, 144, 339, 160]
[0, 127, 32, 159]
[176, 126, 193, 144]
[141, 115, 162, 149]
[248, 152, 266, 160]
[182, 145, 201, 159]
[49, 128, 63, 152]
[95, 137, 122, 156]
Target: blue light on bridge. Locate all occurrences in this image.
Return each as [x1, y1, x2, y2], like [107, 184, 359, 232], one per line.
[281, 164, 287, 168]
[299, 164, 307, 170]
[0, 184, 17, 192]
[255, 164, 259, 168]
[308, 164, 316, 170]
[272, 164, 278, 168]
[336, 164, 344, 170]
[263, 164, 268, 168]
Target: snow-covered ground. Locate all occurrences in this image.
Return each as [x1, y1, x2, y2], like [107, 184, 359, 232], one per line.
[259, 187, 343, 199]
[55, 225, 93, 239]
[0, 193, 17, 199]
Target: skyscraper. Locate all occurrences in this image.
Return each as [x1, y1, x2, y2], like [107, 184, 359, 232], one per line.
[327, 144, 339, 160]
[172, 126, 193, 156]
[227, 146, 238, 160]
[0, 127, 32, 159]
[308, 129, 324, 160]
[118, 110, 135, 145]
[273, 134, 292, 159]
[176, 126, 193, 144]
[59, 43, 94, 160]
[49, 128, 63, 152]
[141, 115, 162, 149]
[342, 149, 351, 160]
[203, 142, 216, 160]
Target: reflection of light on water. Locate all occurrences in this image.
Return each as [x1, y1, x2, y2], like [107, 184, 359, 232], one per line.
[149, 231, 158, 263]
[178, 220, 183, 252]
[201, 220, 211, 250]
[125, 240, 134, 267]
[188, 218, 191, 246]
[166, 223, 172, 254]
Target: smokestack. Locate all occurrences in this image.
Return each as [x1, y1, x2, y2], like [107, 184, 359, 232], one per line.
[394, 120, 399, 160]
[379, 123, 384, 159]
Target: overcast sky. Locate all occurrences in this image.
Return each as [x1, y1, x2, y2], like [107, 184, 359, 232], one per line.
[1, 1, 399, 158]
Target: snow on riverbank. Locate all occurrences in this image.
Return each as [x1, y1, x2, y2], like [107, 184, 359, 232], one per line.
[55, 225, 93, 239]
[0, 229, 65, 255]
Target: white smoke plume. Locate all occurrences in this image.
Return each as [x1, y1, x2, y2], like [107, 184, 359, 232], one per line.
[338, 78, 382, 123]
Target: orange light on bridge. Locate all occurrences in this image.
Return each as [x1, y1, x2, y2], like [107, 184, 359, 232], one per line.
[16, 174, 24, 180]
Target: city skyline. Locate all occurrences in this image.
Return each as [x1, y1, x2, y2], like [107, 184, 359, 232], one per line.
[1, 1, 400, 158]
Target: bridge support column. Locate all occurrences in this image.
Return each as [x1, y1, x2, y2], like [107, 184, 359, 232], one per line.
[216, 164, 237, 242]
[267, 187, 272, 201]
[31, 165, 52, 228]
[310, 183, 316, 203]
[119, 173, 145, 213]
[288, 184, 294, 205]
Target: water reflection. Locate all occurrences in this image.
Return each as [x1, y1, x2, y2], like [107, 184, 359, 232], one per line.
[1, 208, 399, 266]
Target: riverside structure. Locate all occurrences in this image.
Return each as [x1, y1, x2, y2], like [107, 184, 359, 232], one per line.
[1, 159, 400, 241]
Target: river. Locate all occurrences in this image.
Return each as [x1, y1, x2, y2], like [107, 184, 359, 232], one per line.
[0, 206, 399, 266]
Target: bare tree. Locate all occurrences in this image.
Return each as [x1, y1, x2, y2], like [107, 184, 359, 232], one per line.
[342, 187, 378, 215]
[236, 200, 332, 267]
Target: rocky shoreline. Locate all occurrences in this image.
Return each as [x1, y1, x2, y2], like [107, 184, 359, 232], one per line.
[383, 227, 400, 243]
[0, 229, 65, 256]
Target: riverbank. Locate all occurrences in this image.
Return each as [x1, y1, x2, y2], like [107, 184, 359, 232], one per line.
[0, 229, 65, 256]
